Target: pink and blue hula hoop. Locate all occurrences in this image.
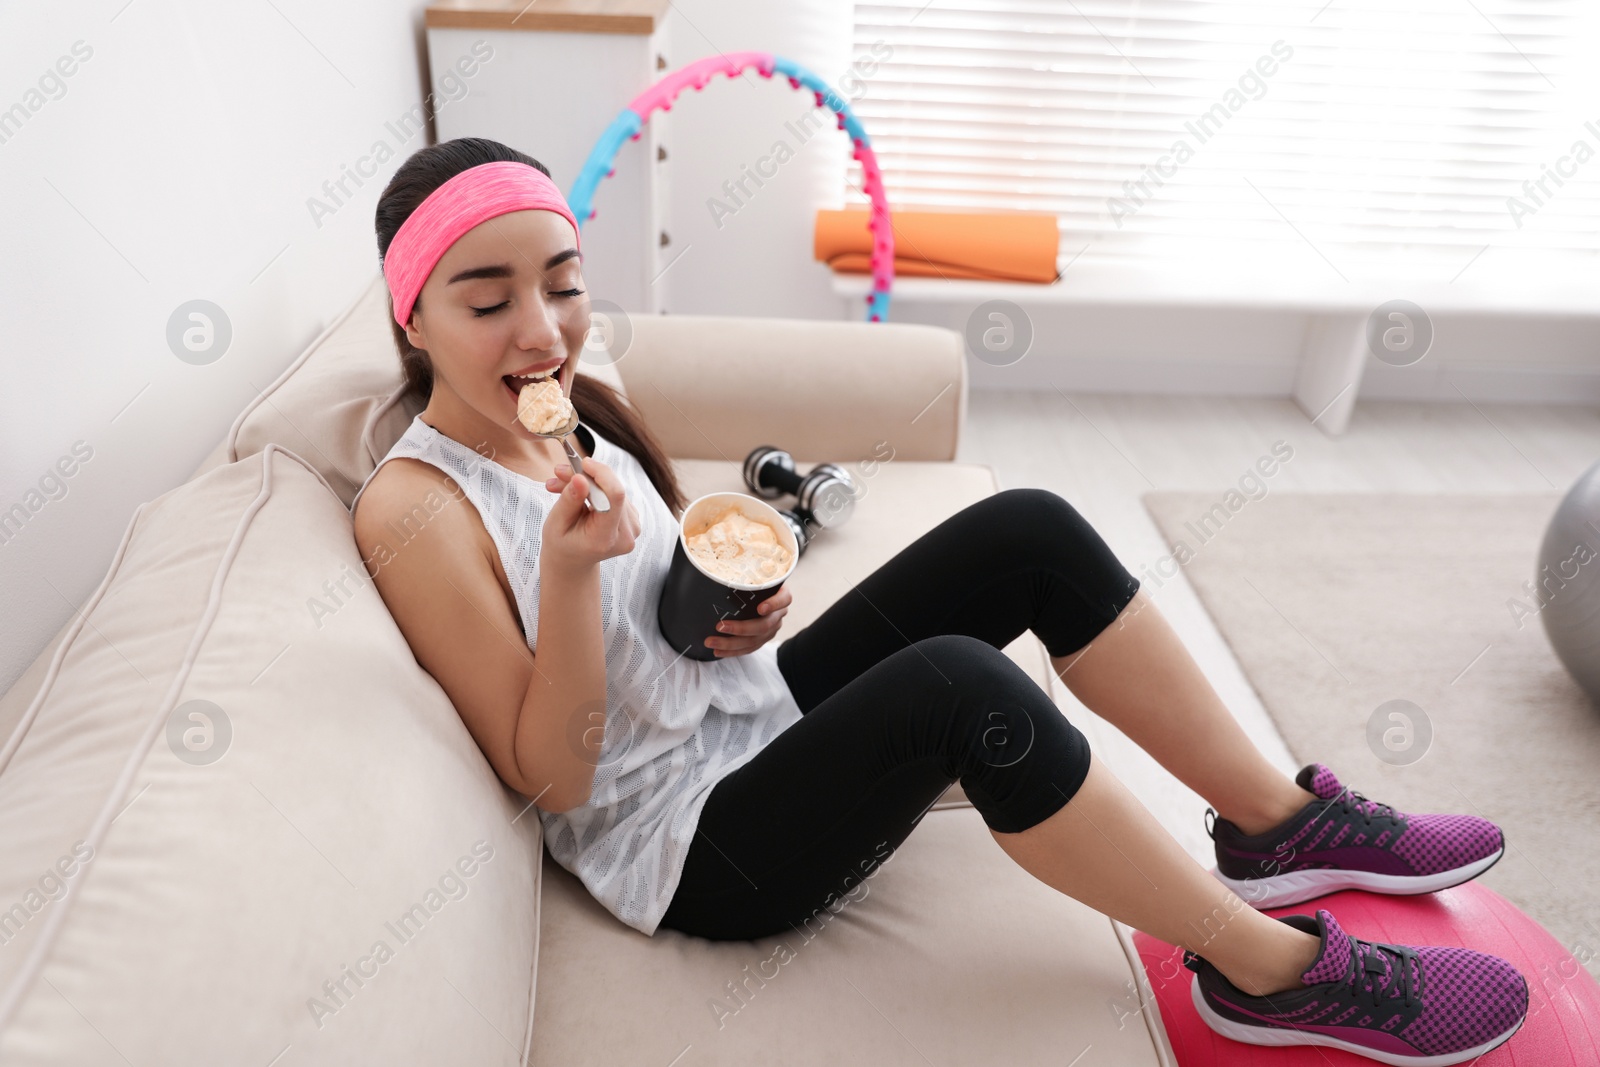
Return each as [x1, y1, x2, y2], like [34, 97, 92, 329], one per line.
[567, 51, 894, 323]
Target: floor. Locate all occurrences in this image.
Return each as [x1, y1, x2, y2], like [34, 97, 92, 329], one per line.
[956, 392, 1600, 866]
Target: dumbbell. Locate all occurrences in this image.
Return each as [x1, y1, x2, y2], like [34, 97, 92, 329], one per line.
[772, 508, 816, 558]
[742, 446, 859, 552]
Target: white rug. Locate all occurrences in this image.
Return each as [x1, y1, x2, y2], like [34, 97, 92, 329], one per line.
[1142, 489, 1600, 977]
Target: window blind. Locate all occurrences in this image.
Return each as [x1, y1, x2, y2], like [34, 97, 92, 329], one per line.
[847, 0, 1600, 281]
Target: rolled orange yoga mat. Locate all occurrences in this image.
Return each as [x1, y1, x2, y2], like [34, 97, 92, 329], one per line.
[814, 206, 1060, 284]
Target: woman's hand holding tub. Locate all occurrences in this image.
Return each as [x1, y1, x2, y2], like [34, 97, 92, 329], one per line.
[705, 585, 791, 658]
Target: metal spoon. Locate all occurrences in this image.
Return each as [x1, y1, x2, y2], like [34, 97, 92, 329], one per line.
[532, 409, 611, 513]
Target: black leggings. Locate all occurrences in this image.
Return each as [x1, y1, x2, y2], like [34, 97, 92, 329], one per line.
[656, 488, 1142, 941]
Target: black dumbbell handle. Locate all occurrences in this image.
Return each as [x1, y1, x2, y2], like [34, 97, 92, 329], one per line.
[760, 460, 803, 496]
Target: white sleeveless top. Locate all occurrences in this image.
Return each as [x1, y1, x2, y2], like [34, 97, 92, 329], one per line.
[351, 414, 804, 936]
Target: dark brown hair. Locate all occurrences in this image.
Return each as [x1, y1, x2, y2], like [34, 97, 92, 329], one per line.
[375, 136, 686, 518]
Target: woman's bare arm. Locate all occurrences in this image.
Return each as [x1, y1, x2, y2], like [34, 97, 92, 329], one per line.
[352, 458, 604, 813]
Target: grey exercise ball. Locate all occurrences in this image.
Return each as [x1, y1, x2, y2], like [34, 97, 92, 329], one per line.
[1538, 457, 1600, 706]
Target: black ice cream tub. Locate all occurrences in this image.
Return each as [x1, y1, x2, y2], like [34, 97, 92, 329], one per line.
[657, 492, 800, 661]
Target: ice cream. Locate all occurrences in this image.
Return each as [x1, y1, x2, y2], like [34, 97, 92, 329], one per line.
[517, 378, 577, 434]
[685, 506, 794, 587]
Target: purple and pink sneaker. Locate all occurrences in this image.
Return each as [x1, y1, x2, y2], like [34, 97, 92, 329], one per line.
[1208, 763, 1505, 908]
[1186, 908, 1528, 1065]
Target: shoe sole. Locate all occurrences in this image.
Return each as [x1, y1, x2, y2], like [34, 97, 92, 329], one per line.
[1211, 847, 1504, 908]
[1190, 974, 1525, 1066]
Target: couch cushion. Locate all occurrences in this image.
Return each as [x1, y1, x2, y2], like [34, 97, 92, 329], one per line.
[226, 272, 628, 508]
[0, 446, 544, 1064]
[532, 804, 1164, 1066]
[612, 312, 966, 463]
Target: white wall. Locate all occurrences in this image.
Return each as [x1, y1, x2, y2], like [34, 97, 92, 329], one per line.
[655, 0, 855, 321]
[0, 1, 460, 691]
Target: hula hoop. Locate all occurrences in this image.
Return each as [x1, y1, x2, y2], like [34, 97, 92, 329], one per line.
[567, 51, 894, 323]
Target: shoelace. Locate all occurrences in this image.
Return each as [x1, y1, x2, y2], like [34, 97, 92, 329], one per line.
[1347, 936, 1420, 1011]
[1335, 786, 1398, 827]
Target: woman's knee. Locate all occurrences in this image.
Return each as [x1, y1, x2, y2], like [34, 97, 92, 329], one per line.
[979, 488, 1104, 560]
[907, 633, 1029, 686]
[899, 636, 1048, 734]
[907, 634, 1094, 828]
[980, 489, 1142, 635]
[858, 635, 1090, 834]
[906, 636, 1073, 748]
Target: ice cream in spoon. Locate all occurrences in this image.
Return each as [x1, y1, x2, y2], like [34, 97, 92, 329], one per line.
[512, 369, 610, 512]
[515, 373, 578, 435]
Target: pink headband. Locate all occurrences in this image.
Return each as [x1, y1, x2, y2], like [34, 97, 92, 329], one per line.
[384, 160, 581, 329]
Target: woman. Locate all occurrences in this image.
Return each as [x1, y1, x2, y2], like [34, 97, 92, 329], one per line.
[350, 137, 1527, 1065]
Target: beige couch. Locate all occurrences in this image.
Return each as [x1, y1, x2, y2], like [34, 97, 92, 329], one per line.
[0, 275, 1179, 1064]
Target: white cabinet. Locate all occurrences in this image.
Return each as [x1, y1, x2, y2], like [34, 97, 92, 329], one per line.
[425, 1, 671, 314]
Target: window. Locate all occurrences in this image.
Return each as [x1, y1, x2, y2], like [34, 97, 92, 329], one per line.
[848, 1, 1600, 282]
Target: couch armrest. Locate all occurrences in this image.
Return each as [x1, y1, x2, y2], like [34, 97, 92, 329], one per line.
[611, 313, 967, 463]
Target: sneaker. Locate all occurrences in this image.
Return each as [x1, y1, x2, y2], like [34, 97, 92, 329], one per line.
[1186, 908, 1528, 1065]
[1208, 763, 1505, 907]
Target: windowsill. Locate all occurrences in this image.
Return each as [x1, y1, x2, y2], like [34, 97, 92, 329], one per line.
[830, 255, 1600, 316]
[829, 251, 1600, 436]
